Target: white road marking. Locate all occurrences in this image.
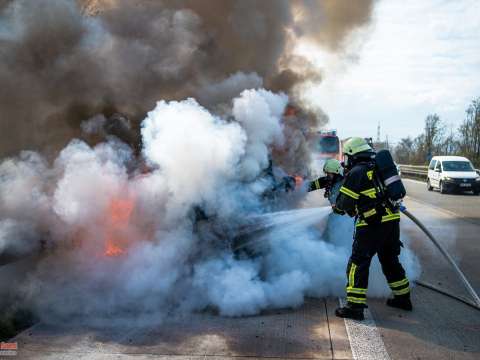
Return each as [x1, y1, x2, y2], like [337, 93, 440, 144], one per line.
[339, 298, 390, 360]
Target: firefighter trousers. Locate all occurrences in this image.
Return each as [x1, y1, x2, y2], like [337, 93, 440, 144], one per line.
[345, 220, 410, 307]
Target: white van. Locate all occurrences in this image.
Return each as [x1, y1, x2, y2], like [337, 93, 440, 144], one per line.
[427, 156, 480, 194]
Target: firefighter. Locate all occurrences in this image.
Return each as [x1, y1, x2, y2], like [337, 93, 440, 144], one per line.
[308, 159, 345, 213]
[308, 159, 356, 247]
[334, 137, 412, 320]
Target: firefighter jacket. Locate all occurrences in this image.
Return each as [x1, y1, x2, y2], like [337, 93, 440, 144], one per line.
[336, 161, 400, 227]
[309, 175, 345, 214]
[308, 176, 329, 192]
[309, 175, 343, 205]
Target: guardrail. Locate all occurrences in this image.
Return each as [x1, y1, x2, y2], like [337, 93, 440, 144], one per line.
[398, 164, 480, 181]
[398, 164, 428, 180]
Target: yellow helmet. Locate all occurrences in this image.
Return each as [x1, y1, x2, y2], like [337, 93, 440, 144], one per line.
[343, 137, 372, 156]
[323, 158, 343, 175]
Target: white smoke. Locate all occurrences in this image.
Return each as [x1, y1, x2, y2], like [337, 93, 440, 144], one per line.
[233, 89, 287, 180]
[80, 114, 108, 135]
[0, 88, 420, 325]
[0, 151, 51, 256]
[191, 255, 310, 317]
[53, 139, 131, 226]
[0, 151, 50, 222]
[141, 97, 247, 221]
[0, 219, 38, 256]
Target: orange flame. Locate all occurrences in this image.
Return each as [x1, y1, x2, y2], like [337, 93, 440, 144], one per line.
[284, 104, 297, 117]
[105, 242, 124, 257]
[294, 175, 304, 188]
[104, 196, 135, 257]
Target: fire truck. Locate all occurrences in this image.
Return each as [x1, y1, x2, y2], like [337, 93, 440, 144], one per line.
[308, 130, 341, 176]
[312, 130, 341, 160]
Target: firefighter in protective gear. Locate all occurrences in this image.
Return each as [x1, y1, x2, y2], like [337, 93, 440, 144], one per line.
[308, 159, 345, 214]
[309, 159, 353, 246]
[335, 137, 412, 321]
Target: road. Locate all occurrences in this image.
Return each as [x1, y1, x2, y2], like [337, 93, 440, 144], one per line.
[402, 178, 480, 224]
[370, 179, 480, 359]
[402, 178, 480, 293]
[6, 181, 480, 359]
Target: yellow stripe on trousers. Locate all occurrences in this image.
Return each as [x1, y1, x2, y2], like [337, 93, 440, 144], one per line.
[349, 263, 357, 288]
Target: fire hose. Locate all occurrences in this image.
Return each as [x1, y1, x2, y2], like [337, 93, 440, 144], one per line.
[400, 205, 480, 310]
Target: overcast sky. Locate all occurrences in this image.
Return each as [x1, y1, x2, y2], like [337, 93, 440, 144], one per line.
[301, 0, 480, 145]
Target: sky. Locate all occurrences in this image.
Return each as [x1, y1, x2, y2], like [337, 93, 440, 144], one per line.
[300, 0, 480, 145]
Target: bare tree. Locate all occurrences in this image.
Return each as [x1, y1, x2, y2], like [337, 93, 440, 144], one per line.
[393, 98, 480, 167]
[424, 114, 444, 161]
[458, 98, 480, 166]
[438, 126, 458, 156]
[394, 137, 414, 164]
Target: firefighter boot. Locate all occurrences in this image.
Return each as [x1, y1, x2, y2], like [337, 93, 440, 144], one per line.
[335, 305, 365, 320]
[386, 295, 412, 311]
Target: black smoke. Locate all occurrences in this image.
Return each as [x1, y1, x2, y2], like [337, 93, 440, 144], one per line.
[0, 0, 375, 158]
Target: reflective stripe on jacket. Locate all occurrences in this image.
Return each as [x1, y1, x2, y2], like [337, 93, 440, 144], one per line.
[336, 162, 400, 227]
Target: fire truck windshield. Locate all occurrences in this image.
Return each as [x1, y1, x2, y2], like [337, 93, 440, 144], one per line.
[317, 136, 339, 154]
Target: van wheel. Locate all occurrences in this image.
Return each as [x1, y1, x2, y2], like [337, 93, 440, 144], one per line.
[427, 179, 433, 191]
[439, 181, 447, 194]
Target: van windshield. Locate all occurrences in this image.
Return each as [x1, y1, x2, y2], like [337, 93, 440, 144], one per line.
[442, 161, 474, 172]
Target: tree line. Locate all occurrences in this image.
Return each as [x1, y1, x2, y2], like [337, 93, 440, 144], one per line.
[393, 97, 480, 167]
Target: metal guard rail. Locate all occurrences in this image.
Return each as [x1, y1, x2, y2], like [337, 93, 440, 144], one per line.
[399, 164, 480, 180]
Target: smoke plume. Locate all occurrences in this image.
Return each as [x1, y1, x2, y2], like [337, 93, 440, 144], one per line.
[0, 0, 418, 326]
[0, 89, 420, 324]
[0, 0, 374, 157]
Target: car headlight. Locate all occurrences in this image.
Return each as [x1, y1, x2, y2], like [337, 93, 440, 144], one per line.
[443, 177, 453, 181]
[476, 177, 480, 182]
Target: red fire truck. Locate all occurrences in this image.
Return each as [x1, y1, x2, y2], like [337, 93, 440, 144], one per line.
[311, 130, 341, 161]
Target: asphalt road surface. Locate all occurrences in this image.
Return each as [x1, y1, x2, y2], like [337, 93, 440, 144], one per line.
[402, 178, 480, 293]
[7, 185, 480, 359]
[370, 178, 480, 359]
[403, 178, 480, 224]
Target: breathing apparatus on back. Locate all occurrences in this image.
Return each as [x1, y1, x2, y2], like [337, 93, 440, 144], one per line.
[342, 137, 406, 210]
